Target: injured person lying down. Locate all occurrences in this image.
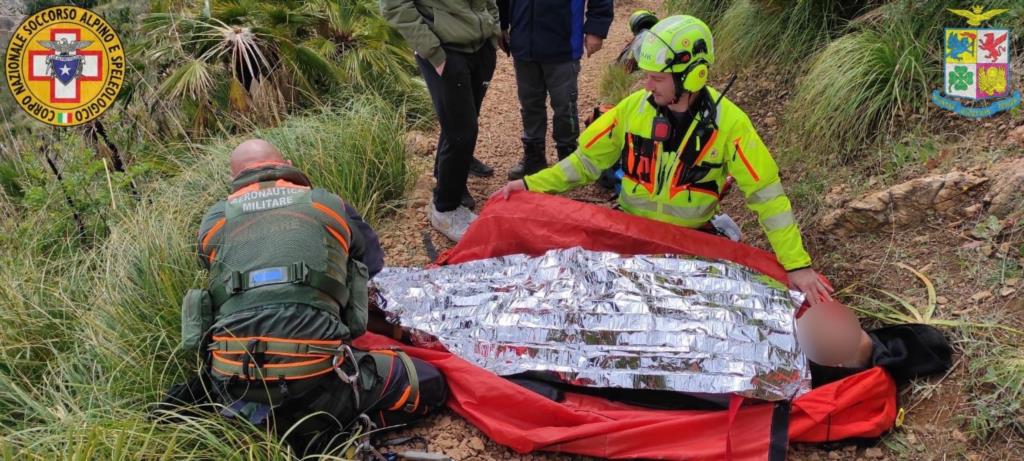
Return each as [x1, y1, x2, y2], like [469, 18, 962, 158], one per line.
[371, 246, 879, 407]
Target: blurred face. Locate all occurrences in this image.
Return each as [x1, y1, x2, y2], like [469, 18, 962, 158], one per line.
[643, 71, 677, 106]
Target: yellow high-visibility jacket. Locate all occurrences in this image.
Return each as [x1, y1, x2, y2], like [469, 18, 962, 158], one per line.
[524, 88, 812, 270]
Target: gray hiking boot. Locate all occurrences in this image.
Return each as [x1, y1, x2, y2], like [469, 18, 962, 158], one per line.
[508, 143, 547, 180]
[429, 204, 477, 242]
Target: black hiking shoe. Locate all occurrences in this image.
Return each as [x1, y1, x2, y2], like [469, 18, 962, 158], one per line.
[468, 158, 494, 177]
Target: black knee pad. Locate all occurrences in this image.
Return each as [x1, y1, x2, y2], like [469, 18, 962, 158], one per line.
[411, 357, 448, 413]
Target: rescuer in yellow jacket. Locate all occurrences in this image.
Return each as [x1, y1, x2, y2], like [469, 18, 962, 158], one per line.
[493, 15, 834, 305]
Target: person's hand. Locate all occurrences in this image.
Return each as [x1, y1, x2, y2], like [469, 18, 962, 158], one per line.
[434, 60, 446, 76]
[585, 34, 604, 57]
[788, 268, 833, 306]
[490, 180, 526, 200]
[498, 30, 510, 55]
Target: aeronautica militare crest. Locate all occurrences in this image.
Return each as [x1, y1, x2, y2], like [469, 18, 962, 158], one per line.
[4, 6, 125, 126]
[932, 6, 1021, 118]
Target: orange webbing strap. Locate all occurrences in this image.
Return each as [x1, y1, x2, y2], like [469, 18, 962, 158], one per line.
[377, 349, 420, 413]
[208, 336, 345, 381]
[209, 336, 344, 355]
[211, 353, 338, 381]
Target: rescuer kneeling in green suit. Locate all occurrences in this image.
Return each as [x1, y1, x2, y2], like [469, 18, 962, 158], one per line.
[182, 139, 446, 454]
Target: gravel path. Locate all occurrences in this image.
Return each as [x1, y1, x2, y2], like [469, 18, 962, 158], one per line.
[378, 0, 652, 270]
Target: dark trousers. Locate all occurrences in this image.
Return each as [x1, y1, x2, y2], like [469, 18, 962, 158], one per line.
[217, 351, 447, 456]
[417, 45, 496, 212]
[514, 59, 581, 153]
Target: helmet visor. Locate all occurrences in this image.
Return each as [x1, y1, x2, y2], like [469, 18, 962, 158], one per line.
[632, 29, 679, 73]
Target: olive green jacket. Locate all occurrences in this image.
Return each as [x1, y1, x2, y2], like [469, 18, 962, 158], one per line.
[380, 0, 501, 67]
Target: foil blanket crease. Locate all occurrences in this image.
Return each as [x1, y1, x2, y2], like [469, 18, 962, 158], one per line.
[373, 247, 811, 401]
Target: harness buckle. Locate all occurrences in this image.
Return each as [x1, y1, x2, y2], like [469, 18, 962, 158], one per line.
[290, 262, 309, 285]
[226, 271, 243, 294]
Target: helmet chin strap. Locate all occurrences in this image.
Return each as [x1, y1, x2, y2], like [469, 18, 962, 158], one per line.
[671, 73, 686, 105]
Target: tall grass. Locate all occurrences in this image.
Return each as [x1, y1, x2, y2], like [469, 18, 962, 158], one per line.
[0, 95, 411, 458]
[257, 99, 413, 226]
[663, 0, 730, 26]
[783, 19, 935, 163]
[666, 0, 874, 75]
[598, 65, 640, 105]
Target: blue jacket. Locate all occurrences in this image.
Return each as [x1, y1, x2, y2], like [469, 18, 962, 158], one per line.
[498, 0, 613, 63]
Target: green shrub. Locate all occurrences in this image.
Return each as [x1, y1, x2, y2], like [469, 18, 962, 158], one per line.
[963, 339, 1024, 439]
[0, 96, 410, 457]
[666, 0, 875, 75]
[782, 20, 935, 163]
[134, 0, 431, 138]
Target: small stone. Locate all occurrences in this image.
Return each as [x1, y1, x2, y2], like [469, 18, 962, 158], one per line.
[963, 203, 983, 217]
[936, 296, 949, 305]
[865, 447, 885, 459]
[857, 259, 879, 271]
[1000, 287, 1017, 297]
[828, 451, 843, 460]
[952, 429, 968, 442]
[1005, 278, 1020, 287]
[981, 244, 995, 257]
[998, 242, 1013, 256]
[905, 433, 917, 444]
[405, 131, 436, 157]
[1007, 124, 1024, 147]
[436, 436, 459, 450]
[961, 241, 983, 250]
[970, 290, 993, 302]
[467, 436, 485, 451]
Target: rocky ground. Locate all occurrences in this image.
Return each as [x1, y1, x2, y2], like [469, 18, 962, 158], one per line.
[375, 0, 1024, 459]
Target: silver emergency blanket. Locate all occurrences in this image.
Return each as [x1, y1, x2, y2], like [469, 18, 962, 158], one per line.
[374, 247, 811, 401]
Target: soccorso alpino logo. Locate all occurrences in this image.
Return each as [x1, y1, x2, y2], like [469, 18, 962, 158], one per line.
[4, 6, 125, 127]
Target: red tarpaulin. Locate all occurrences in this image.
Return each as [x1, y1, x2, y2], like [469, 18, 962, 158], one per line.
[355, 192, 897, 460]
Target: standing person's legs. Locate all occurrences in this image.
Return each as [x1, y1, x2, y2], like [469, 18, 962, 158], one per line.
[544, 60, 581, 160]
[469, 45, 496, 115]
[416, 52, 477, 213]
[432, 131, 446, 179]
[508, 59, 549, 180]
[466, 44, 497, 178]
